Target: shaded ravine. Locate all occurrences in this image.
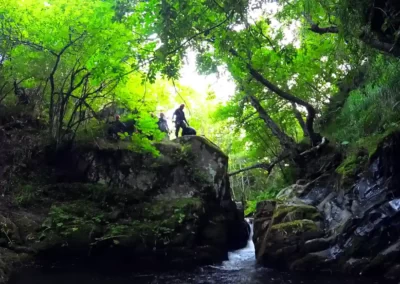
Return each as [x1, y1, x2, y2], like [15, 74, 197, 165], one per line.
[8, 219, 385, 284]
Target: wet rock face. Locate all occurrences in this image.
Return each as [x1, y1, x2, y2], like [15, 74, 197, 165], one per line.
[176, 136, 231, 202]
[253, 132, 400, 279]
[0, 136, 249, 283]
[50, 136, 231, 202]
[255, 202, 323, 268]
[0, 247, 31, 284]
[253, 200, 276, 255]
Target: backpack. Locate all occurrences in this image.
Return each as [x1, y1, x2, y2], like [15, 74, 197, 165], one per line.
[183, 126, 196, 136]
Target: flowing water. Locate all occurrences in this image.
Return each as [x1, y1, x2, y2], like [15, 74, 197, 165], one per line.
[9, 219, 384, 284]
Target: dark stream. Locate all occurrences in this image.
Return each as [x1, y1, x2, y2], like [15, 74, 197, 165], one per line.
[9, 220, 384, 284]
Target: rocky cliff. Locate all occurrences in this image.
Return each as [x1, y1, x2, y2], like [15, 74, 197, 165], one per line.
[253, 131, 400, 279]
[0, 124, 249, 283]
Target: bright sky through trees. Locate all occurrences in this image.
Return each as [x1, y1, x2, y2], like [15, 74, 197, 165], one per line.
[177, 1, 297, 108]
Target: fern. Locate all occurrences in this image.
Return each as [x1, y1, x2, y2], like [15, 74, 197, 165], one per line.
[327, 56, 400, 143]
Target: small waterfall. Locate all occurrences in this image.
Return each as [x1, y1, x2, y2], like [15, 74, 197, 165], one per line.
[215, 218, 256, 271]
[243, 218, 255, 251]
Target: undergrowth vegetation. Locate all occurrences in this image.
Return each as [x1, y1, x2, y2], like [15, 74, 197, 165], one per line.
[324, 57, 400, 146]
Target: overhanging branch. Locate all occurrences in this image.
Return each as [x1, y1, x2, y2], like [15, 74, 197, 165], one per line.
[228, 137, 328, 177]
[228, 162, 275, 177]
[309, 24, 339, 34]
[304, 13, 400, 58]
[228, 153, 289, 177]
[303, 13, 339, 35]
[361, 34, 400, 58]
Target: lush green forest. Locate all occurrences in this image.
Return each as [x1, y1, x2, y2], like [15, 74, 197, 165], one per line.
[1, 0, 400, 214]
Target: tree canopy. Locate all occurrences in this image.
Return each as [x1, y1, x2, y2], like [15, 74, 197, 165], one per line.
[1, 0, 400, 205]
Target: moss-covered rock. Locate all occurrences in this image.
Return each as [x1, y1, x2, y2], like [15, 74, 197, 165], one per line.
[276, 184, 306, 200]
[253, 200, 277, 256]
[257, 218, 324, 268]
[255, 201, 324, 268]
[335, 127, 400, 188]
[272, 204, 321, 223]
[252, 131, 400, 280]
[0, 248, 30, 284]
[0, 215, 21, 245]
[35, 197, 204, 251]
[0, 135, 249, 282]
[269, 219, 322, 240]
[290, 249, 337, 271]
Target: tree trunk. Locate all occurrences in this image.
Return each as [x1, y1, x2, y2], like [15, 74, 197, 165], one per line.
[229, 48, 321, 145]
[239, 162, 245, 197]
[248, 94, 296, 150]
[291, 102, 309, 137]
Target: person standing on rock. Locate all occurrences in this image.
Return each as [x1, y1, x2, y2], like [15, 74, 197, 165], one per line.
[172, 104, 188, 138]
[157, 112, 170, 140]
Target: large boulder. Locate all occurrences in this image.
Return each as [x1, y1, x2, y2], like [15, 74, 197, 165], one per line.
[253, 131, 400, 279]
[0, 248, 28, 283]
[0, 136, 249, 283]
[255, 202, 323, 268]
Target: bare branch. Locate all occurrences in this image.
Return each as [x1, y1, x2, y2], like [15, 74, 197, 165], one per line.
[229, 152, 290, 177]
[0, 35, 57, 56]
[303, 12, 400, 58]
[239, 112, 257, 124]
[228, 137, 328, 176]
[303, 14, 339, 34]
[228, 162, 276, 177]
[360, 34, 400, 58]
[309, 24, 339, 34]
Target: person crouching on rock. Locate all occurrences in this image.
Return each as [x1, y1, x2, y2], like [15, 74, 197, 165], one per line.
[172, 104, 189, 138]
[181, 121, 197, 136]
[108, 115, 126, 140]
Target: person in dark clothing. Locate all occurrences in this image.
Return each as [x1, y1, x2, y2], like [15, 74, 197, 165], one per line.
[157, 113, 170, 140]
[114, 115, 126, 132]
[107, 115, 127, 140]
[172, 104, 188, 138]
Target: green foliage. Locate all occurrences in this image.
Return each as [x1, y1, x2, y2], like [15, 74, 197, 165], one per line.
[271, 219, 318, 233]
[14, 184, 38, 207]
[0, 0, 232, 155]
[74, 120, 109, 143]
[3, 0, 400, 215]
[243, 166, 294, 216]
[272, 204, 320, 223]
[335, 151, 368, 181]
[323, 56, 400, 149]
[99, 198, 202, 245]
[245, 191, 277, 216]
[39, 197, 203, 247]
[41, 201, 104, 238]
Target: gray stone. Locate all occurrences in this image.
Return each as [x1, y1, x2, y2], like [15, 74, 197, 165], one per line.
[342, 258, 370, 275]
[303, 237, 332, 253]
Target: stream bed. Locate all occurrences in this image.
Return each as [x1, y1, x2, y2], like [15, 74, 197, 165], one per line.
[8, 219, 385, 284]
